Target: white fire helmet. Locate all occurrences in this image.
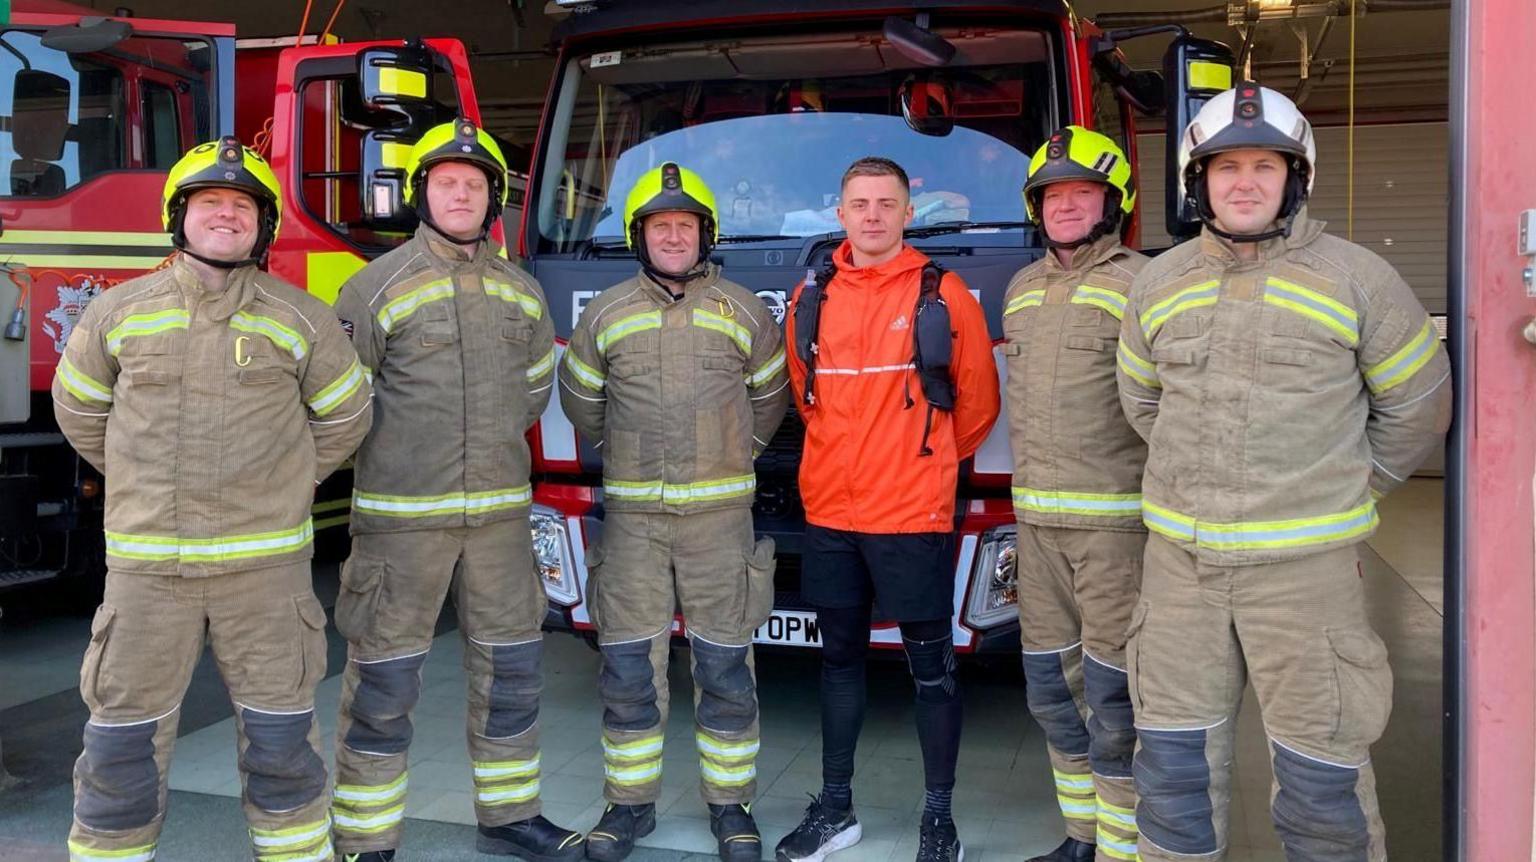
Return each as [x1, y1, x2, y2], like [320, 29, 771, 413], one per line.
[1178, 82, 1317, 234]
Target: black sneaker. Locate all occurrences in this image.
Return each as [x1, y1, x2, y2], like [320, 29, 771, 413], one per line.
[342, 853, 396, 862]
[477, 814, 587, 862]
[1025, 837, 1095, 862]
[774, 795, 862, 862]
[709, 803, 763, 862]
[585, 803, 657, 862]
[915, 813, 962, 862]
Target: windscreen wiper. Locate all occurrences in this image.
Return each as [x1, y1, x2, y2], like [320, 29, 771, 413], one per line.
[715, 234, 798, 244]
[904, 220, 1031, 238]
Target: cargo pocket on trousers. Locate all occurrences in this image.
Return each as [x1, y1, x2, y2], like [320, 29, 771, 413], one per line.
[80, 604, 118, 712]
[743, 536, 777, 632]
[585, 541, 606, 631]
[295, 595, 329, 696]
[335, 554, 386, 644]
[1124, 602, 1149, 716]
[1326, 627, 1393, 754]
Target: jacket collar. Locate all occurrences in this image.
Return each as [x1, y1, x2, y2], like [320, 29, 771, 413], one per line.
[831, 241, 928, 283]
[171, 254, 260, 322]
[635, 262, 721, 304]
[416, 223, 497, 272]
[1041, 233, 1124, 277]
[1198, 207, 1326, 268]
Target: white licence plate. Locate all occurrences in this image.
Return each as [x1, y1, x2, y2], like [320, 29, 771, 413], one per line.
[753, 610, 821, 646]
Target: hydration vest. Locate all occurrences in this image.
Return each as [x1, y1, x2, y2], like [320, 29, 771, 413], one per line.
[792, 260, 956, 456]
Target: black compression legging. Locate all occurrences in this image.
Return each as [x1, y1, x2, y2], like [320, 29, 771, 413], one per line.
[816, 604, 962, 792]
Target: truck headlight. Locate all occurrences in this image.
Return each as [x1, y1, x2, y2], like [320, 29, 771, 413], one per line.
[531, 505, 580, 606]
[965, 525, 1018, 628]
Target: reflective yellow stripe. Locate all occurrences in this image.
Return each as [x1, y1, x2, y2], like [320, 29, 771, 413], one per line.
[604, 474, 756, 505]
[528, 348, 556, 382]
[563, 352, 606, 391]
[57, 356, 113, 404]
[1, 229, 171, 246]
[1142, 499, 1379, 551]
[1012, 487, 1141, 517]
[1053, 768, 1095, 791]
[700, 759, 757, 786]
[1364, 319, 1438, 395]
[105, 308, 189, 355]
[309, 359, 366, 416]
[105, 520, 314, 563]
[1057, 796, 1098, 820]
[1096, 826, 1140, 860]
[6, 253, 171, 268]
[250, 817, 331, 850]
[692, 308, 752, 353]
[696, 732, 760, 762]
[474, 757, 540, 779]
[332, 803, 405, 834]
[67, 842, 157, 862]
[477, 778, 540, 804]
[596, 311, 662, 354]
[353, 486, 533, 518]
[1071, 285, 1127, 320]
[605, 761, 663, 785]
[1262, 277, 1358, 346]
[1097, 796, 1138, 829]
[746, 348, 786, 387]
[333, 773, 408, 805]
[1005, 289, 1045, 316]
[231, 312, 308, 360]
[1140, 280, 1220, 338]
[1116, 341, 1160, 389]
[255, 844, 334, 862]
[603, 734, 665, 760]
[485, 280, 544, 319]
[377, 280, 454, 333]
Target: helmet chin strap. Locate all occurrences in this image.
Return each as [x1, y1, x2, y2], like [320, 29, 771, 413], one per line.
[640, 258, 710, 287]
[1190, 159, 1308, 245]
[170, 216, 268, 270]
[1037, 190, 1123, 251]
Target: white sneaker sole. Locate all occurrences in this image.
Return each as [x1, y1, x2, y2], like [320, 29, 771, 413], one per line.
[782, 822, 863, 862]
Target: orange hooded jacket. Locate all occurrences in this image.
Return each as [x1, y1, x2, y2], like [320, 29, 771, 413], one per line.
[786, 242, 1000, 534]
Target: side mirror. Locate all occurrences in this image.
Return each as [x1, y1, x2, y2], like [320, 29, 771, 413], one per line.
[40, 17, 131, 54]
[1162, 35, 1235, 240]
[11, 70, 71, 161]
[899, 74, 955, 137]
[357, 44, 434, 126]
[360, 130, 418, 230]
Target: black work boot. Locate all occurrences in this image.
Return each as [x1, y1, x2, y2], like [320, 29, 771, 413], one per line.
[709, 803, 763, 862]
[477, 814, 587, 861]
[342, 852, 396, 862]
[1025, 837, 1095, 862]
[585, 803, 657, 862]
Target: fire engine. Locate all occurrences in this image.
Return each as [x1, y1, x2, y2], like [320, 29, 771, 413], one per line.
[513, 0, 1235, 653]
[0, 0, 487, 595]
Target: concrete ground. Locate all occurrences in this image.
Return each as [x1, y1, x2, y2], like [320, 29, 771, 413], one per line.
[0, 479, 1445, 861]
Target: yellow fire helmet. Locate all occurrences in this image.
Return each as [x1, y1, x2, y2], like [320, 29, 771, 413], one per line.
[404, 117, 509, 237]
[162, 136, 282, 266]
[1023, 125, 1135, 248]
[622, 162, 720, 283]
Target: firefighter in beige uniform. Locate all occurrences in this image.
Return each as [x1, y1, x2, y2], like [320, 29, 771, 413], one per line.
[330, 119, 581, 862]
[1116, 85, 1451, 861]
[1002, 127, 1147, 862]
[54, 138, 372, 862]
[558, 163, 789, 862]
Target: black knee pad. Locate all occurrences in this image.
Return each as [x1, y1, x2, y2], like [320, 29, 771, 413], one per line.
[599, 639, 662, 731]
[345, 651, 427, 755]
[1083, 654, 1135, 778]
[1134, 728, 1220, 857]
[75, 719, 161, 831]
[241, 707, 326, 813]
[903, 634, 958, 704]
[486, 639, 543, 739]
[690, 637, 757, 733]
[1022, 651, 1091, 756]
[1270, 742, 1370, 862]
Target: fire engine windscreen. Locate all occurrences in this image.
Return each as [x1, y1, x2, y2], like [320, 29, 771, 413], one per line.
[532, 25, 1056, 253]
[0, 29, 215, 197]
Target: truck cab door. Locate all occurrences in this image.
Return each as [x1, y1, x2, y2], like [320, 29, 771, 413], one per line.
[261, 37, 487, 303]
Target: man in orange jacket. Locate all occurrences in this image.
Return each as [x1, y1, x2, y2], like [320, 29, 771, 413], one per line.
[775, 157, 999, 862]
